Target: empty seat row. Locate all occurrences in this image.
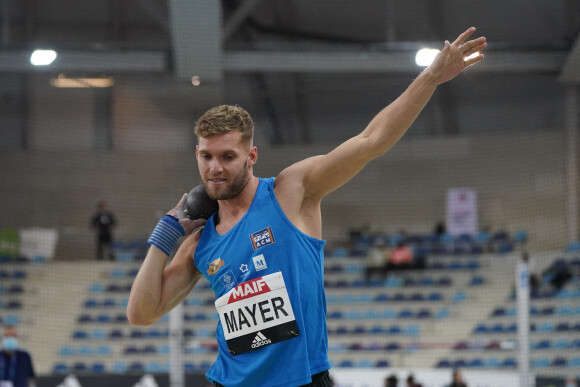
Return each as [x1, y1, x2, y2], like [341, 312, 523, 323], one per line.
[0, 300, 23, 309]
[473, 321, 580, 334]
[328, 324, 420, 336]
[492, 305, 580, 317]
[59, 345, 112, 356]
[329, 359, 390, 368]
[0, 285, 24, 294]
[329, 342, 407, 352]
[453, 339, 580, 351]
[439, 356, 580, 369]
[328, 308, 450, 320]
[53, 361, 213, 374]
[436, 357, 517, 368]
[0, 314, 19, 325]
[83, 298, 128, 308]
[327, 292, 445, 304]
[72, 327, 215, 340]
[0, 269, 27, 279]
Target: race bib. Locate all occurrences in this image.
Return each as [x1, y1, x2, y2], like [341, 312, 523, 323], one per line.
[215, 271, 300, 355]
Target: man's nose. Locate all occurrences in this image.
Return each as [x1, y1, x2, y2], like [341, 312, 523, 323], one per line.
[209, 158, 223, 173]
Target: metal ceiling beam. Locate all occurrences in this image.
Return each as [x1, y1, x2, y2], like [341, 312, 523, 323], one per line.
[168, 0, 223, 81]
[223, 0, 266, 42]
[223, 50, 567, 74]
[559, 32, 580, 84]
[0, 49, 566, 74]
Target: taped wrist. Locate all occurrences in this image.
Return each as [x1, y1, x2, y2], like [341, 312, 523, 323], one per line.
[147, 215, 185, 256]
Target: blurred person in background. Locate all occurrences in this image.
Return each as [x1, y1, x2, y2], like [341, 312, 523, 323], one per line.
[406, 374, 422, 387]
[449, 368, 467, 387]
[0, 325, 36, 387]
[91, 200, 117, 260]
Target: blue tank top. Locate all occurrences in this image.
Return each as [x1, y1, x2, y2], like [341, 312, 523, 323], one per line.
[194, 177, 329, 387]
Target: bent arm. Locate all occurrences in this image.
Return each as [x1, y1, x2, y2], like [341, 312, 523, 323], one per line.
[127, 231, 202, 326]
[292, 28, 486, 200]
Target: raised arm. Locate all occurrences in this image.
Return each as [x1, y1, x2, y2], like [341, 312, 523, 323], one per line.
[127, 195, 206, 326]
[286, 27, 486, 201]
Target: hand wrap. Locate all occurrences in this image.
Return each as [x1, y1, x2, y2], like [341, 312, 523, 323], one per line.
[147, 215, 185, 256]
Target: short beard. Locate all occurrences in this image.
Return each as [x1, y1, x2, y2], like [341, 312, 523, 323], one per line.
[205, 160, 250, 201]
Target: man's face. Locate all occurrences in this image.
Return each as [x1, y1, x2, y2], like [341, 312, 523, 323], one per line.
[196, 131, 257, 201]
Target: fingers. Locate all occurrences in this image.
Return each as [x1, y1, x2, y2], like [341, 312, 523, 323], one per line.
[464, 53, 484, 68]
[452, 27, 476, 47]
[177, 193, 188, 207]
[461, 37, 487, 57]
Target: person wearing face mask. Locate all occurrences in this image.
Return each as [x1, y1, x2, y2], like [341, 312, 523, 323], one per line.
[0, 326, 36, 387]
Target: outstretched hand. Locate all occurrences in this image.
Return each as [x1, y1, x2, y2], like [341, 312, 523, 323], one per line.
[167, 193, 207, 235]
[426, 27, 486, 85]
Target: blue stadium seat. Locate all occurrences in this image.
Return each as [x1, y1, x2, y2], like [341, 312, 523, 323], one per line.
[403, 325, 420, 336]
[531, 358, 550, 368]
[59, 346, 74, 356]
[452, 292, 467, 302]
[566, 357, 580, 368]
[436, 359, 451, 368]
[484, 357, 501, 367]
[97, 346, 112, 355]
[111, 362, 128, 374]
[73, 330, 89, 339]
[375, 360, 390, 368]
[435, 308, 450, 319]
[556, 322, 571, 332]
[551, 357, 567, 367]
[356, 359, 373, 368]
[72, 362, 88, 372]
[53, 363, 68, 374]
[91, 363, 106, 374]
[552, 338, 569, 349]
[534, 340, 551, 350]
[128, 362, 144, 373]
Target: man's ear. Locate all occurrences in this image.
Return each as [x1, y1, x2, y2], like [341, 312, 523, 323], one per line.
[249, 146, 258, 166]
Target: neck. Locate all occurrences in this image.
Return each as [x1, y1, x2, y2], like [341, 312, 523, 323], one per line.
[216, 176, 259, 226]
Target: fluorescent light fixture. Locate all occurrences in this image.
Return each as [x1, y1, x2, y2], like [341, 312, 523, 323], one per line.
[30, 49, 57, 66]
[50, 74, 114, 88]
[415, 48, 440, 67]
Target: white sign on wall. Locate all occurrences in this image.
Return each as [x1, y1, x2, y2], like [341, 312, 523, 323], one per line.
[446, 188, 478, 236]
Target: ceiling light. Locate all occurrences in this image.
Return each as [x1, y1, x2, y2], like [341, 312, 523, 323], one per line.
[30, 50, 57, 66]
[50, 75, 114, 88]
[415, 48, 440, 67]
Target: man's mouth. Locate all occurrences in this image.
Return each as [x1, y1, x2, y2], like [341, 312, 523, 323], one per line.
[208, 178, 226, 184]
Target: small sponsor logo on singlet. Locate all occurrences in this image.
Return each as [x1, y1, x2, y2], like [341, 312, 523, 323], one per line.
[251, 331, 271, 348]
[253, 254, 268, 271]
[207, 258, 225, 275]
[250, 227, 275, 250]
[220, 270, 238, 291]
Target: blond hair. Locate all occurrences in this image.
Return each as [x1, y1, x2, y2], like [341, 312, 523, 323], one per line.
[194, 105, 254, 144]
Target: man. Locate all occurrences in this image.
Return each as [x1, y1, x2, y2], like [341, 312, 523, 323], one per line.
[91, 201, 116, 260]
[0, 325, 36, 387]
[127, 27, 486, 387]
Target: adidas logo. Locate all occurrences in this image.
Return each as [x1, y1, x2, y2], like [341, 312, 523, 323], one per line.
[251, 331, 272, 349]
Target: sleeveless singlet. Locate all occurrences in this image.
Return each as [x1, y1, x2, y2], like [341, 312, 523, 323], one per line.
[194, 177, 330, 387]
